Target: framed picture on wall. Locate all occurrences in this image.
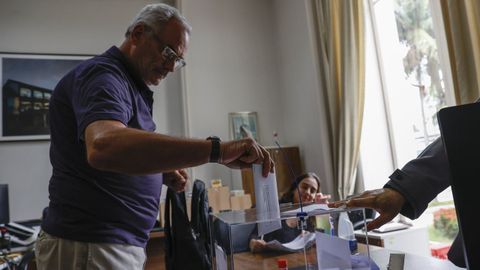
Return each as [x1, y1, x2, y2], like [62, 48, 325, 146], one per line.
[0, 52, 89, 141]
[229, 111, 259, 142]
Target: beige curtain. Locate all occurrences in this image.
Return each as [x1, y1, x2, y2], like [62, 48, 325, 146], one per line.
[440, 0, 480, 104]
[309, 0, 366, 200]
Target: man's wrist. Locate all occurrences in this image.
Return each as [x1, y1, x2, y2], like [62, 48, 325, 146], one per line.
[206, 136, 221, 163]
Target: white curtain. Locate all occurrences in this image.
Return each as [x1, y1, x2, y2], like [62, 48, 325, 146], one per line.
[309, 0, 366, 200]
[440, 0, 480, 104]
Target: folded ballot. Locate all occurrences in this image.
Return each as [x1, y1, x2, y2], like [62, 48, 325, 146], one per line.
[265, 231, 316, 252]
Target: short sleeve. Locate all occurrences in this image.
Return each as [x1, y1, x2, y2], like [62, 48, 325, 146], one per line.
[72, 70, 132, 141]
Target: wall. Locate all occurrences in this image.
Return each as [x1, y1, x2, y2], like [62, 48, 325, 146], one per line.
[270, 0, 334, 195]
[0, 0, 184, 221]
[181, 0, 284, 189]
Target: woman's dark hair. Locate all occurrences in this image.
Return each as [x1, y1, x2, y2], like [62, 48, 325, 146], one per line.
[279, 172, 321, 204]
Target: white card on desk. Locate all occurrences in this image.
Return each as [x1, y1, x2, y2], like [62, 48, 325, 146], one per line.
[253, 164, 281, 236]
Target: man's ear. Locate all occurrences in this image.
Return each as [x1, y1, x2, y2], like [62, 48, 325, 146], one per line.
[130, 23, 148, 44]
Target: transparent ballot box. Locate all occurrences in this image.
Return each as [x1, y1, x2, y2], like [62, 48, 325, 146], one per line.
[209, 203, 374, 270]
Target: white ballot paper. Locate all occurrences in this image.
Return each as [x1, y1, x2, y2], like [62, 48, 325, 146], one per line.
[316, 231, 352, 270]
[214, 244, 227, 270]
[265, 231, 316, 252]
[253, 164, 282, 235]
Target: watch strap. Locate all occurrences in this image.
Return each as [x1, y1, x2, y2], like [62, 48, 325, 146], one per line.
[207, 136, 221, 163]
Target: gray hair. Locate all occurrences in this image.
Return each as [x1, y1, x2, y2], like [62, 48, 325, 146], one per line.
[125, 3, 191, 38]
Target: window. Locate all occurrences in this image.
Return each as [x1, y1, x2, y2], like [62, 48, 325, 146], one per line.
[361, 0, 457, 258]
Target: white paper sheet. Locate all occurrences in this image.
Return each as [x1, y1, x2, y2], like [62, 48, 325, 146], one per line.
[253, 164, 281, 235]
[265, 231, 316, 252]
[315, 231, 352, 270]
[214, 244, 227, 270]
[281, 203, 331, 217]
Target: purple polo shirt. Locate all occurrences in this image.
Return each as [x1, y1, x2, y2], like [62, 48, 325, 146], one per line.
[42, 46, 162, 247]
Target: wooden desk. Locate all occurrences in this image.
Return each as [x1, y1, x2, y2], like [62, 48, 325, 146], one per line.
[145, 230, 165, 270]
[233, 244, 462, 270]
[234, 245, 318, 269]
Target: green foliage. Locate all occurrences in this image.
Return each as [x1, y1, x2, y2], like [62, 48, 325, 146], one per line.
[393, 0, 445, 107]
[433, 214, 459, 240]
[428, 200, 454, 207]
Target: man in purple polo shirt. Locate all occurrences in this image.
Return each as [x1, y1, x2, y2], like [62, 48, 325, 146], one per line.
[35, 4, 273, 270]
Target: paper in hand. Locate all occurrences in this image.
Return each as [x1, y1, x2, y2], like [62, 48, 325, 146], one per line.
[253, 164, 281, 235]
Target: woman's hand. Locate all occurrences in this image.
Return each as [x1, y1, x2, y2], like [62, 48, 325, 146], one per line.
[315, 193, 331, 204]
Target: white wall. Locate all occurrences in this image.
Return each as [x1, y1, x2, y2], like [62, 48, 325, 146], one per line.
[270, 0, 334, 195]
[181, 0, 284, 188]
[0, 0, 184, 221]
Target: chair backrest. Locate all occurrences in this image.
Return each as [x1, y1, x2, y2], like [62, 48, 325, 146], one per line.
[438, 102, 480, 269]
[0, 184, 9, 224]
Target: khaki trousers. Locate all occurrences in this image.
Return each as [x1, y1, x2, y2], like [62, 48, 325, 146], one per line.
[34, 230, 146, 270]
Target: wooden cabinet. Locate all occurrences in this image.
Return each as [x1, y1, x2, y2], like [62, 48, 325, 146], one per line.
[241, 146, 302, 205]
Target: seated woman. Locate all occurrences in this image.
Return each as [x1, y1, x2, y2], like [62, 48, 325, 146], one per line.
[249, 172, 331, 253]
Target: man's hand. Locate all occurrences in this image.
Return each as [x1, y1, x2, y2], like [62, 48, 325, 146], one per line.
[163, 169, 188, 192]
[328, 188, 406, 231]
[219, 138, 274, 177]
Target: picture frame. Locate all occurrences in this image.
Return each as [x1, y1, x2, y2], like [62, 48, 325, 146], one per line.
[229, 111, 259, 142]
[1, 52, 89, 141]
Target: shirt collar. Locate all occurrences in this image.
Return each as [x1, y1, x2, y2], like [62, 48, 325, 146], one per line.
[104, 46, 153, 98]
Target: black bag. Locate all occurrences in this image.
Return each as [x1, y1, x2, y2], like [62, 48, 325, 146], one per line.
[164, 180, 211, 270]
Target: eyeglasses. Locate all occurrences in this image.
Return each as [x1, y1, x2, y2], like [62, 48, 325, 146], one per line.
[161, 46, 186, 71]
[150, 33, 186, 71]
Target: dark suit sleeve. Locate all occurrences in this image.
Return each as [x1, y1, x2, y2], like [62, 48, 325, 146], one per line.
[383, 137, 450, 219]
